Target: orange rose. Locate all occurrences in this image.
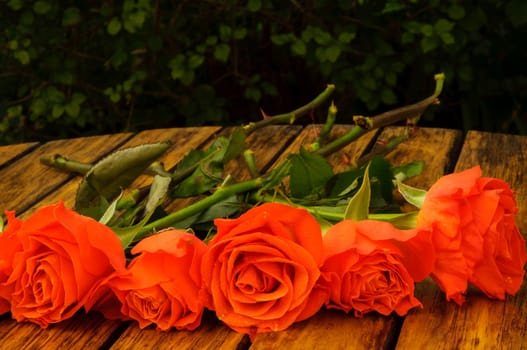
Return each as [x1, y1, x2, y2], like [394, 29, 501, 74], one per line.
[0, 210, 22, 315]
[91, 229, 208, 331]
[417, 166, 527, 304]
[319, 220, 427, 316]
[0, 202, 126, 327]
[201, 203, 325, 337]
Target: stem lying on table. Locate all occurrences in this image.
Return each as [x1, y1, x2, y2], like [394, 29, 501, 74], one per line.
[135, 177, 264, 238]
[242, 84, 336, 134]
[353, 73, 445, 130]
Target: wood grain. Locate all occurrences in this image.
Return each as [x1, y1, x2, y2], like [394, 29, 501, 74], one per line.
[0, 142, 38, 167]
[0, 312, 122, 350]
[0, 133, 132, 213]
[110, 312, 249, 350]
[252, 309, 399, 350]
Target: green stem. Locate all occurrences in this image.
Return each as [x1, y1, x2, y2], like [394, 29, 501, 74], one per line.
[135, 177, 264, 237]
[40, 155, 173, 178]
[40, 155, 92, 175]
[243, 84, 335, 134]
[255, 193, 418, 228]
[353, 73, 445, 130]
[309, 101, 337, 152]
[243, 149, 260, 178]
[314, 125, 367, 158]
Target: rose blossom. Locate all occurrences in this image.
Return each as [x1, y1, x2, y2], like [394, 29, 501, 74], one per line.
[417, 166, 527, 304]
[0, 202, 126, 327]
[89, 229, 208, 331]
[201, 203, 326, 337]
[319, 220, 430, 316]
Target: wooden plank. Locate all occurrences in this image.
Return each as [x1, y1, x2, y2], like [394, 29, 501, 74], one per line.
[110, 313, 250, 350]
[0, 142, 38, 167]
[395, 131, 527, 350]
[251, 309, 398, 350]
[383, 127, 463, 188]
[0, 312, 122, 350]
[0, 133, 132, 213]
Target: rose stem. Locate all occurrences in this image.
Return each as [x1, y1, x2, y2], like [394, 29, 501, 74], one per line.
[242, 84, 335, 134]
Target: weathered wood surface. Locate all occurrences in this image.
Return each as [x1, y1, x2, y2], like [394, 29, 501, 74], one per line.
[0, 126, 525, 350]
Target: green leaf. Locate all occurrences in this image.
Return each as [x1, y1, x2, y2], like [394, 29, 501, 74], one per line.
[233, 28, 248, 40]
[434, 19, 455, 33]
[420, 24, 434, 37]
[75, 142, 171, 211]
[338, 32, 356, 43]
[439, 32, 455, 45]
[62, 7, 81, 26]
[368, 156, 395, 204]
[505, 0, 527, 27]
[99, 193, 123, 225]
[214, 43, 231, 62]
[421, 37, 438, 53]
[326, 168, 362, 198]
[107, 17, 122, 35]
[291, 40, 307, 56]
[447, 4, 465, 20]
[14, 50, 30, 65]
[145, 175, 171, 215]
[52, 104, 64, 119]
[382, 0, 406, 14]
[344, 163, 371, 221]
[8, 0, 24, 11]
[325, 45, 341, 63]
[33, 1, 51, 14]
[381, 88, 397, 105]
[392, 160, 424, 182]
[64, 102, 80, 117]
[222, 127, 247, 163]
[289, 148, 333, 199]
[396, 180, 427, 208]
[247, 0, 262, 12]
[172, 132, 244, 197]
[188, 54, 204, 69]
[271, 33, 293, 46]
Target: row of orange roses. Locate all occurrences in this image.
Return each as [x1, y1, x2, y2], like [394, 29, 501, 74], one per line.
[0, 166, 525, 338]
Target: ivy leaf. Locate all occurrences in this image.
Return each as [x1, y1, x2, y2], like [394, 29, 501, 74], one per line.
[247, 0, 262, 12]
[75, 142, 171, 211]
[289, 148, 333, 199]
[62, 7, 81, 26]
[214, 43, 231, 62]
[107, 17, 122, 35]
[344, 163, 371, 221]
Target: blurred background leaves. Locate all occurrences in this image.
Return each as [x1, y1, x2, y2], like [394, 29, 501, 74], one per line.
[1, 0, 526, 145]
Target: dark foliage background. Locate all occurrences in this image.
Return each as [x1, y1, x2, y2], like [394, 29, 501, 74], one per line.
[1, 0, 526, 145]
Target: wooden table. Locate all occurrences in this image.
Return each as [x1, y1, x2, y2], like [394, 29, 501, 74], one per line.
[1, 125, 526, 349]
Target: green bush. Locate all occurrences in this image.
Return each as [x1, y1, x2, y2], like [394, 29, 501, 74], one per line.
[1, 0, 526, 145]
